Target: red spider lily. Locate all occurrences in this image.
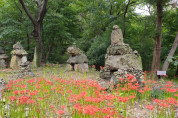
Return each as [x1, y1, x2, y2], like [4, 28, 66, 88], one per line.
[167, 81, 172, 84]
[69, 99, 76, 103]
[74, 103, 82, 113]
[50, 105, 55, 109]
[126, 74, 135, 80]
[38, 97, 43, 101]
[146, 105, 154, 110]
[19, 95, 29, 104]
[165, 84, 172, 87]
[118, 77, 124, 81]
[26, 100, 36, 104]
[27, 79, 35, 84]
[174, 94, 178, 97]
[158, 103, 170, 108]
[56, 110, 64, 115]
[51, 87, 57, 90]
[129, 79, 137, 83]
[13, 91, 19, 95]
[104, 94, 115, 101]
[138, 89, 145, 93]
[167, 97, 177, 105]
[9, 96, 17, 101]
[118, 96, 129, 103]
[100, 66, 104, 69]
[45, 80, 53, 85]
[67, 90, 72, 93]
[166, 88, 177, 93]
[129, 95, 136, 99]
[153, 99, 161, 103]
[92, 65, 96, 68]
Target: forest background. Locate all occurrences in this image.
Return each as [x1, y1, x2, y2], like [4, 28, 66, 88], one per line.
[0, 0, 177, 77]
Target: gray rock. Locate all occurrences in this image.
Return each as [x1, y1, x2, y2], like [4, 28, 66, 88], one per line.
[105, 54, 142, 71]
[10, 42, 28, 70]
[107, 44, 132, 55]
[67, 54, 88, 64]
[67, 43, 82, 56]
[0, 48, 8, 69]
[66, 44, 89, 72]
[99, 70, 111, 80]
[13, 42, 24, 50]
[0, 47, 5, 54]
[74, 63, 89, 72]
[66, 64, 73, 71]
[98, 25, 144, 89]
[111, 25, 124, 45]
[17, 61, 35, 78]
[0, 54, 8, 59]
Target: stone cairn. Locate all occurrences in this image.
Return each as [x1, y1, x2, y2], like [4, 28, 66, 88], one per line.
[66, 43, 89, 72]
[98, 25, 144, 88]
[10, 42, 34, 78]
[0, 47, 8, 69]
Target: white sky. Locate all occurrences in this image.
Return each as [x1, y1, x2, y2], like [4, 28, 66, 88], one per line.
[135, 5, 150, 16]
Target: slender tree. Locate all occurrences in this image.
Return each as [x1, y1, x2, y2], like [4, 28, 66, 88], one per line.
[151, 0, 163, 71]
[162, 31, 178, 71]
[19, 0, 48, 67]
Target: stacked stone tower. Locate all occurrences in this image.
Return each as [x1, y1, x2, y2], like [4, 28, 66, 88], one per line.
[0, 47, 8, 69]
[99, 25, 144, 88]
[66, 43, 89, 72]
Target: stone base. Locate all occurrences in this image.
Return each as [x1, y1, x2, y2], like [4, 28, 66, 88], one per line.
[74, 63, 89, 72]
[0, 59, 6, 68]
[66, 64, 74, 71]
[99, 68, 144, 89]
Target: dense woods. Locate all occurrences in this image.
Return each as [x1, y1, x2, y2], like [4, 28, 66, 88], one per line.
[0, 0, 177, 75]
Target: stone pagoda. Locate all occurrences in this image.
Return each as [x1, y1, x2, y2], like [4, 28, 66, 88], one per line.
[66, 43, 89, 72]
[0, 47, 8, 69]
[10, 42, 28, 70]
[98, 25, 144, 88]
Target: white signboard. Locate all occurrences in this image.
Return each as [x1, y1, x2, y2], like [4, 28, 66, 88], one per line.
[157, 71, 166, 76]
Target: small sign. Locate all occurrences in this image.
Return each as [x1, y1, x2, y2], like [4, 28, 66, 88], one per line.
[157, 71, 166, 76]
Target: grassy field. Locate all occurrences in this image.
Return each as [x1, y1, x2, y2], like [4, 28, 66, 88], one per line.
[0, 64, 177, 118]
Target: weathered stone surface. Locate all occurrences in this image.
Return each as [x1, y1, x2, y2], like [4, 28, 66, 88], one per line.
[0, 54, 8, 59]
[107, 44, 132, 55]
[74, 63, 89, 72]
[0, 47, 5, 54]
[17, 61, 35, 78]
[10, 42, 28, 70]
[0, 48, 8, 68]
[13, 42, 24, 50]
[10, 56, 19, 70]
[67, 44, 82, 56]
[105, 54, 142, 71]
[99, 70, 111, 80]
[66, 44, 89, 72]
[67, 54, 88, 64]
[66, 64, 73, 71]
[111, 25, 124, 45]
[0, 60, 6, 68]
[11, 50, 28, 55]
[98, 25, 144, 89]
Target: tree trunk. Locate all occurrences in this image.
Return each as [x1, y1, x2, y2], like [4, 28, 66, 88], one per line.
[162, 31, 178, 71]
[19, 0, 48, 67]
[176, 65, 178, 76]
[151, 0, 163, 71]
[32, 24, 43, 67]
[26, 33, 30, 50]
[123, 0, 130, 38]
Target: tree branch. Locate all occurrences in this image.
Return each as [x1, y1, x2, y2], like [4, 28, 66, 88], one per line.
[38, 0, 48, 23]
[19, 0, 36, 25]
